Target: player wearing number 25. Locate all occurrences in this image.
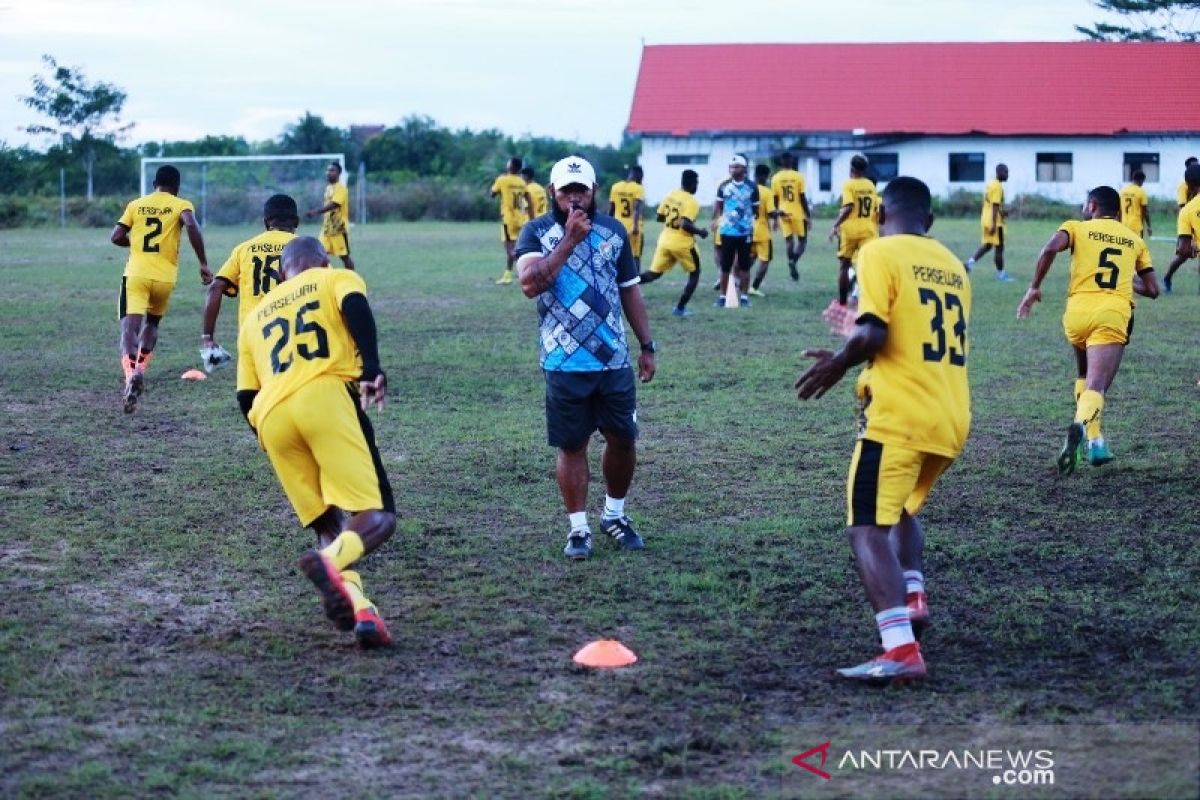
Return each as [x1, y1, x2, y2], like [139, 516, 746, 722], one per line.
[110, 164, 211, 413]
[796, 177, 970, 685]
[1017, 186, 1159, 475]
[236, 236, 396, 648]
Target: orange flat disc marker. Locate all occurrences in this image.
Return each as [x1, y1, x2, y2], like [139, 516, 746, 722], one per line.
[573, 639, 638, 668]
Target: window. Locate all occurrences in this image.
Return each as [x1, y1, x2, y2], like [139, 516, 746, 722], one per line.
[1123, 152, 1159, 182]
[1036, 153, 1072, 182]
[866, 153, 898, 182]
[948, 152, 986, 182]
[819, 159, 832, 192]
[666, 154, 709, 165]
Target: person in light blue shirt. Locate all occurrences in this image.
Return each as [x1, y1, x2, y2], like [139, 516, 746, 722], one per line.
[711, 154, 760, 307]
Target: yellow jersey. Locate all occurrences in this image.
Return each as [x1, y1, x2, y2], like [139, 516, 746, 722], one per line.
[526, 181, 549, 217]
[980, 179, 1004, 227]
[1119, 183, 1149, 234]
[1175, 195, 1200, 241]
[840, 178, 879, 238]
[491, 174, 528, 222]
[655, 189, 702, 249]
[1059, 218, 1151, 305]
[855, 234, 972, 458]
[608, 180, 645, 234]
[216, 229, 297, 327]
[1178, 180, 1192, 207]
[237, 268, 367, 432]
[771, 169, 807, 223]
[118, 190, 195, 283]
[754, 184, 777, 242]
[322, 182, 349, 237]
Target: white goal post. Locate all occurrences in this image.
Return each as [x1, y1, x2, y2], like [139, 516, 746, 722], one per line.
[139, 153, 345, 226]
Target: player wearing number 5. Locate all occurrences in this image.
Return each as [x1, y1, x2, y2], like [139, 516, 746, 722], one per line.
[1018, 186, 1159, 474]
[829, 155, 879, 305]
[110, 164, 211, 413]
[200, 195, 298, 373]
[237, 236, 396, 648]
[797, 177, 970, 684]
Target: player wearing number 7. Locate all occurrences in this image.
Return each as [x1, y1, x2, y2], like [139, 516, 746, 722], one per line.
[236, 236, 397, 648]
[200, 195, 298, 372]
[796, 177, 970, 684]
[1017, 186, 1159, 475]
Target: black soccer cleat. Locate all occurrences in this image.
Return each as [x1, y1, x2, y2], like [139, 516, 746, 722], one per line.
[599, 515, 645, 551]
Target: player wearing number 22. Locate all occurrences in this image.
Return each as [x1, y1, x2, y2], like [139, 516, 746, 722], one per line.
[796, 177, 970, 685]
[110, 164, 211, 413]
[1018, 186, 1159, 475]
[236, 236, 397, 648]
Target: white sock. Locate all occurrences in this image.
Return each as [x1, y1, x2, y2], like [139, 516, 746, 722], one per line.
[568, 511, 589, 532]
[602, 495, 625, 520]
[876, 607, 916, 650]
[965, 257, 975, 267]
[903, 570, 925, 595]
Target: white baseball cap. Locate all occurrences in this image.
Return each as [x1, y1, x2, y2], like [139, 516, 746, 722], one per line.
[729, 154, 748, 167]
[550, 156, 597, 189]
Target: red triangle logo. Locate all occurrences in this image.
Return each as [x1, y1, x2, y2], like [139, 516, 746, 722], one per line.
[792, 741, 832, 780]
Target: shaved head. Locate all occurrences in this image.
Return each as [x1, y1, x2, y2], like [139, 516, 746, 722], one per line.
[281, 236, 329, 279]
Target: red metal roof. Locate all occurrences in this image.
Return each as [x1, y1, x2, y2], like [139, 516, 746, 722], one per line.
[627, 42, 1200, 137]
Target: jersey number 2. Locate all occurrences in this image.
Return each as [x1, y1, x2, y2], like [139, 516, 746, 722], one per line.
[260, 301, 331, 374]
[142, 217, 163, 252]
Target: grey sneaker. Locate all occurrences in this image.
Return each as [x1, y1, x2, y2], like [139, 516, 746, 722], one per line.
[599, 515, 645, 551]
[564, 530, 592, 560]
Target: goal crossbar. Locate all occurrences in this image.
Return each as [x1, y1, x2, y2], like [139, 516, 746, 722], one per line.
[139, 153, 345, 196]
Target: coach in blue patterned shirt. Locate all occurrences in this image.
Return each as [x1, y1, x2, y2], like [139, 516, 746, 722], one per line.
[711, 154, 760, 307]
[516, 156, 657, 561]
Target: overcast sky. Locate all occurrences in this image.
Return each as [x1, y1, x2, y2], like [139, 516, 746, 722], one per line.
[1, 0, 1106, 150]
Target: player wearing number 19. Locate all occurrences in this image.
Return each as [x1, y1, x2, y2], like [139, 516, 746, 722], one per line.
[110, 164, 212, 413]
[1018, 186, 1159, 474]
[829, 155, 879, 305]
[236, 236, 396, 648]
[796, 176, 970, 685]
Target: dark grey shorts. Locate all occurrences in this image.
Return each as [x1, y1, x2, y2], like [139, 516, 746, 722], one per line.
[545, 368, 638, 449]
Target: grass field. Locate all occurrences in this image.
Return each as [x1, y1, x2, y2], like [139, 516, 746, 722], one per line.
[1, 215, 1198, 798]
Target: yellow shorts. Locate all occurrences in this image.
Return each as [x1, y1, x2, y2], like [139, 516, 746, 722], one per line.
[980, 224, 1005, 247]
[500, 218, 524, 242]
[257, 376, 394, 526]
[838, 232, 876, 262]
[846, 439, 954, 527]
[628, 229, 644, 259]
[1062, 298, 1133, 348]
[779, 215, 807, 238]
[752, 236, 773, 263]
[713, 230, 722, 248]
[119, 276, 175, 318]
[321, 231, 350, 257]
[649, 242, 700, 274]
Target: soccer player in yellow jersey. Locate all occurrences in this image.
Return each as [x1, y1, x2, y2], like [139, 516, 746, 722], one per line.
[607, 166, 646, 270]
[1120, 170, 1152, 238]
[200, 195, 298, 371]
[829, 155, 879, 305]
[1163, 163, 1200, 293]
[639, 169, 709, 317]
[110, 164, 211, 413]
[491, 157, 529, 285]
[1018, 186, 1159, 474]
[236, 236, 395, 648]
[305, 161, 354, 271]
[748, 163, 779, 297]
[1177, 157, 1198, 209]
[771, 151, 812, 280]
[521, 166, 549, 219]
[797, 176, 970, 684]
[965, 163, 1013, 281]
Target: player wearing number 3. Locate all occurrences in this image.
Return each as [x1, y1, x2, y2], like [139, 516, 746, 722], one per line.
[1017, 186, 1159, 474]
[110, 164, 211, 413]
[797, 177, 970, 684]
[237, 236, 397, 648]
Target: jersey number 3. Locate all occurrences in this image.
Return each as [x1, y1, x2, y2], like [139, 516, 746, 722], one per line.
[261, 301, 331, 373]
[919, 288, 966, 366]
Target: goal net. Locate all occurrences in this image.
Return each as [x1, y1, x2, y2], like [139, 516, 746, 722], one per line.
[139, 154, 346, 226]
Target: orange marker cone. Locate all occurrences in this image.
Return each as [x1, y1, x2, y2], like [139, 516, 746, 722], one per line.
[724, 273, 740, 309]
[573, 639, 638, 668]
[180, 369, 207, 381]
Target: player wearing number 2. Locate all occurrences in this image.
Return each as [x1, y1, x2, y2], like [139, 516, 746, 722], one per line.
[200, 195, 299, 372]
[796, 176, 970, 684]
[829, 155, 879, 305]
[1018, 186, 1159, 474]
[110, 164, 211, 413]
[236, 236, 396, 648]
[640, 169, 708, 316]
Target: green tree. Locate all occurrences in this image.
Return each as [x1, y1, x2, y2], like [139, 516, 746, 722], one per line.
[20, 55, 133, 200]
[278, 112, 345, 155]
[1077, 0, 1200, 41]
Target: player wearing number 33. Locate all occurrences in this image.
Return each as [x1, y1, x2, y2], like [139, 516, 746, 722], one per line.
[796, 176, 970, 685]
[1017, 185, 1159, 475]
[236, 236, 397, 648]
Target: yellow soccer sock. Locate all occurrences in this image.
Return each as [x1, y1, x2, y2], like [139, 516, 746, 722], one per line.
[340, 570, 373, 613]
[1075, 389, 1105, 433]
[321, 530, 365, 571]
[1073, 378, 1086, 403]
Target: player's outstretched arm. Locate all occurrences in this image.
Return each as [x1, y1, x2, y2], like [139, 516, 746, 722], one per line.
[796, 319, 886, 401]
[1019, 231, 1069, 319]
[180, 210, 211, 284]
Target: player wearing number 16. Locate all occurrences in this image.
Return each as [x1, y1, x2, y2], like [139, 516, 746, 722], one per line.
[1017, 186, 1159, 475]
[236, 236, 397, 648]
[110, 164, 212, 413]
[796, 177, 970, 685]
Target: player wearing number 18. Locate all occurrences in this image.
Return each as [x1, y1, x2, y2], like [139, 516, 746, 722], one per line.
[1017, 186, 1159, 475]
[796, 176, 970, 684]
[236, 236, 396, 648]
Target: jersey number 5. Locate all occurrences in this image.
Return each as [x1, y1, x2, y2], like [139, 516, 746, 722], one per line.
[1095, 247, 1121, 290]
[919, 288, 966, 366]
[260, 301, 331, 374]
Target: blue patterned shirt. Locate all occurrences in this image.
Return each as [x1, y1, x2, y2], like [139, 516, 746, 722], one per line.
[515, 213, 640, 372]
[716, 179, 760, 238]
